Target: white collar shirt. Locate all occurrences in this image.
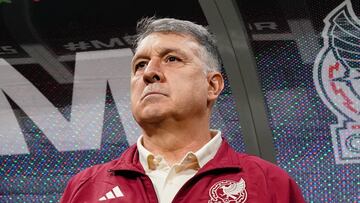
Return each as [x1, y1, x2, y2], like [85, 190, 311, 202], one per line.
[137, 130, 222, 203]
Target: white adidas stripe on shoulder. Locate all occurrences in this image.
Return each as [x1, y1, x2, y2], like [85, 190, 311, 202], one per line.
[98, 186, 124, 201]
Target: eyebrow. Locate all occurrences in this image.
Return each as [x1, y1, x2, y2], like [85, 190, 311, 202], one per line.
[132, 47, 190, 64]
[156, 47, 188, 58]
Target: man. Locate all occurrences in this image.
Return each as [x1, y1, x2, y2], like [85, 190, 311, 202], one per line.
[60, 17, 305, 203]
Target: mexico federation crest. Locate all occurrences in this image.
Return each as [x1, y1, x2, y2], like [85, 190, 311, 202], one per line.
[208, 179, 247, 203]
[313, 0, 360, 164]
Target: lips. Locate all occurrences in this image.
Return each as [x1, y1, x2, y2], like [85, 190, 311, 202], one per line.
[141, 91, 167, 100]
[140, 85, 168, 100]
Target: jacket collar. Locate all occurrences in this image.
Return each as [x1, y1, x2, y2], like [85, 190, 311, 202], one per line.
[109, 138, 243, 176]
[137, 130, 222, 172]
[198, 140, 243, 173]
[109, 144, 146, 175]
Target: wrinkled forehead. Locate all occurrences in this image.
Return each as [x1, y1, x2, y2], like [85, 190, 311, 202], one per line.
[133, 32, 204, 59]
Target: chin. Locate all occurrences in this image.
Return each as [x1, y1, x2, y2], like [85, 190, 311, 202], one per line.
[135, 108, 168, 124]
[137, 115, 166, 126]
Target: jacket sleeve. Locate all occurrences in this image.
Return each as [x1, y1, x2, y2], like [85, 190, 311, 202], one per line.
[267, 165, 306, 203]
[59, 172, 89, 203]
[59, 175, 78, 203]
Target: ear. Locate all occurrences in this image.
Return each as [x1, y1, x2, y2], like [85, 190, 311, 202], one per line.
[207, 71, 224, 104]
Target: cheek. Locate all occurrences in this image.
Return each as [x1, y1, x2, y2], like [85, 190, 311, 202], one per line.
[175, 79, 208, 101]
[130, 80, 144, 102]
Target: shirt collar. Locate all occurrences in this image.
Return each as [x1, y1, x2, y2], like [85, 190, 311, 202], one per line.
[137, 130, 222, 172]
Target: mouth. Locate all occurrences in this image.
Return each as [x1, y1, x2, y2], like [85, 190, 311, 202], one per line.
[141, 92, 167, 100]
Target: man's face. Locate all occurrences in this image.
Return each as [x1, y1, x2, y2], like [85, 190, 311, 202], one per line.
[130, 32, 211, 124]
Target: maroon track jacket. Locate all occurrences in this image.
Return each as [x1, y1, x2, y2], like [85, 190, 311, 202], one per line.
[60, 140, 306, 203]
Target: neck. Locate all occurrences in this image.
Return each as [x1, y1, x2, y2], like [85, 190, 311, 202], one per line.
[140, 117, 212, 165]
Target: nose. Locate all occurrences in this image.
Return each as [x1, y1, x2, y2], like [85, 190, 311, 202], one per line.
[143, 59, 165, 84]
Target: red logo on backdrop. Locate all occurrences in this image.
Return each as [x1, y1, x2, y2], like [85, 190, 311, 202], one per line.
[208, 178, 247, 203]
[313, 0, 360, 164]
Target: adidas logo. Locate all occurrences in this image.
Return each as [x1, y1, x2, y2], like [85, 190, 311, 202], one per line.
[98, 186, 124, 201]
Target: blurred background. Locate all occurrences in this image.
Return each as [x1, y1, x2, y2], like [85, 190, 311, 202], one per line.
[0, 0, 359, 202]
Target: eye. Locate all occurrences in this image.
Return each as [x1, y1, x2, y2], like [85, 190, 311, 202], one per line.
[165, 55, 180, 62]
[134, 61, 147, 71]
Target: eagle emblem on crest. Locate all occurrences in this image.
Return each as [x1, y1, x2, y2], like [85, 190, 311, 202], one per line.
[208, 178, 247, 203]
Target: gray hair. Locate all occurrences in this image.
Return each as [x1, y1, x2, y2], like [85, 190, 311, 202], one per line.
[133, 17, 222, 72]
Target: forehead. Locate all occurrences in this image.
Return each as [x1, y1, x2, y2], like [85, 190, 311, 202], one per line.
[134, 32, 202, 57]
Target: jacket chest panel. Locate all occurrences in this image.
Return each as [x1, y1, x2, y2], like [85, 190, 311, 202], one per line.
[173, 171, 271, 203]
[72, 176, 157, 203]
